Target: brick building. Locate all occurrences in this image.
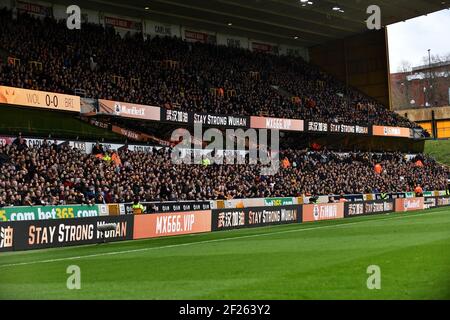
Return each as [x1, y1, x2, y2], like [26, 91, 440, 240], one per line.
[391, 61, 450, 110]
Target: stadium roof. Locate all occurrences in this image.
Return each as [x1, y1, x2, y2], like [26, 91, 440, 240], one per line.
[60, 0, 449, 46]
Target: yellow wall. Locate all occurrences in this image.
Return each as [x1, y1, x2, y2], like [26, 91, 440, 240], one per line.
[396, 106, 450, 122]
[419, 122, 433, 137]
[437, 121, 450, 138]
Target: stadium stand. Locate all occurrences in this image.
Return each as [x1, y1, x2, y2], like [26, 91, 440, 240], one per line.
[1, 9, 448, 208]
[0, 9, 420, 128]
[0, 137, 447, 206]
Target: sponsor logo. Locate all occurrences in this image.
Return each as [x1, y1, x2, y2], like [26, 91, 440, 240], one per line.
[105, 16, 142, 30]
[313, 205, 320, 220]
[133, 210, 212, 239]
[308, 122, 328, 132]
[124, 202, 211, 214]
[365, 201, 393, 213]
[19, 216, 132, 249]
[329, 124, 369, 134]
[404, 199, 421, 210]
[384, 127, 400, 136]
[0, 205, 100, 221]
[313, 204, 338, 220]
[264, 198, 294, 206]
[373, 126, 411, 138]
[114, 102, 145, 117]
[248, 208, 297, 225]
[192, 114, 248, 127]
[345, 201, 394, 217]
[154, 25, 171, 36]
[99, 99, 160, 121]
[28, 223, 99, 245]
[0, 226, 14, 248]
[227, 38, 241, 48]
[424, 197, 437, 209]
[348, 203, 364, 216]
[396, 198, 424, 212]
[217, 210, 245, 229]
[303, 203, 344, 222]
[266, 118, 291, 130]
[212, 205, 300, 231]
[437, 197, 450, 206]
[155, 214, 195, 235]
[166, 109, 189, 123]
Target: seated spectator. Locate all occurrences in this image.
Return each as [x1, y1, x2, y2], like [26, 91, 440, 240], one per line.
[1, 142, 445, 206]
[92, 143, 104, 155]
[0, 9, 422, 130]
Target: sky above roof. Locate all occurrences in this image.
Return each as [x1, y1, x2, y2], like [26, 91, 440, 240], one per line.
[387, 8, 450, 73]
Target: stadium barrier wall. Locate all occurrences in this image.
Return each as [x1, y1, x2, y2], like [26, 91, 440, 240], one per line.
[1, 191, 448, 222]
[1, 197, 449, 252]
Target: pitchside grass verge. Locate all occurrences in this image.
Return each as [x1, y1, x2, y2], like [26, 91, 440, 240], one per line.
[425, 139, 450, 166]
[0, 207, 449, 299]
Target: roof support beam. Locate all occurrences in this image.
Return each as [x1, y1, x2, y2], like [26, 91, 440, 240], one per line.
[88, 0, 317, 45]
[152, 0, 337, 40]
[215, 0, 357, 33]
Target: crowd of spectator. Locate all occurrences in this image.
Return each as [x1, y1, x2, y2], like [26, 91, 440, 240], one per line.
[0, 137, 447, 207]
[0, 9, 420, 129]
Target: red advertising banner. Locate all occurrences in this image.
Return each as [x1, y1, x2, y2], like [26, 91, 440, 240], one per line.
[111, 125, 144, 141]
[133, 210, 212, 239]
[303, 203, 345, 222]
[104, 16, 142, 31]
[372, 126, 412, 138]
[16, 0, 52, 16]
[250, 116, 304, 131]
[0, 136, 15, 146]
[395, 198, 424, 212]
[252, 42, 278, 54]
[185, 30, 208, 43]
[98, 99, 160, 121]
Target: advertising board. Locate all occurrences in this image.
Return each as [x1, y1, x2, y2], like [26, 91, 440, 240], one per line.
[211, 205, 301, 231]
[0, 86, 80, 112]
[250, 116, 304, 131]
[133, 210, 212, 239]
[0, 215, 133, 251]
[161, 109, 249, 128]
[425, 196, 450, 208]
[120, 201, 211, 215]
[302, 203, 344, 222]
[395, 198, 425, 212]
[372, 125, 412, 138]
[0, 205, 104, 222]
[344, 200, 394, 217]
[98, 99, 160, 121]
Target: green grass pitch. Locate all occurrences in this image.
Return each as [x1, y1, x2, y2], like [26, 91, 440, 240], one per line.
[425, 139, 450, 166]
[1, 207, 450, 300]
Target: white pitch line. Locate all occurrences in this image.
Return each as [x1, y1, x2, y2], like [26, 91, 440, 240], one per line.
[0, 211, 435, 268]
